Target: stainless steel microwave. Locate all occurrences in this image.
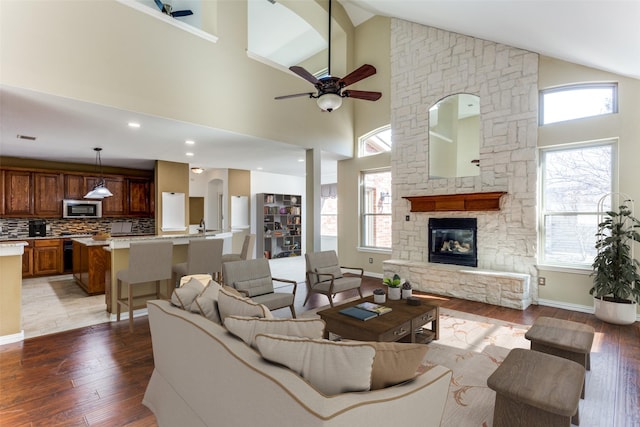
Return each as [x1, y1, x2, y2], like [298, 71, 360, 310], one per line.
[63, 199, 102, 218]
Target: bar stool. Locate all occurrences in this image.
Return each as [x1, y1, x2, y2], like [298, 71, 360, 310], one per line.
[172, 238, 224, 287]
[221, 234, 256, 263]
[116, 240, 173, 332]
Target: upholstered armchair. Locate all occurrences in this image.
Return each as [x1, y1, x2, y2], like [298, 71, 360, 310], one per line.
[304, 250, 363, 307]
[222, 258, 298, 317]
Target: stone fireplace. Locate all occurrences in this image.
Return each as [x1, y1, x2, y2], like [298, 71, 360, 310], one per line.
[385, 20, 539, 309]
[429, 218, 477, 268]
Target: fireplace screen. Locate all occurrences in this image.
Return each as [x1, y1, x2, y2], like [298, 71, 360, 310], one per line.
[429, 218, 477, 267]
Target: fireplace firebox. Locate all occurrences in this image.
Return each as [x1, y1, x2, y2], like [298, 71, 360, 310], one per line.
[428, 218, 477, 267]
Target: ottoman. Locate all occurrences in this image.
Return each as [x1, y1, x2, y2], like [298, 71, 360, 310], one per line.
[487, 348, 584, 427]
[525, 316, 595, 398]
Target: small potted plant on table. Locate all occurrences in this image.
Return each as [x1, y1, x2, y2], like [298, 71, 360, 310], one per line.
[373, 288, 386, 304]
[384, 273, 402, 300]
[402, 281, 412, 299]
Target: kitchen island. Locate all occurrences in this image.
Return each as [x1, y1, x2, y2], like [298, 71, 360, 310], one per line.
[72, 238, 111, 295]
[0, 241, 28, 344]
[74, 231, 233, 315]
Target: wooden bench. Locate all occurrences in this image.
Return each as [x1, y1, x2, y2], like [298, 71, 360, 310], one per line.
[487, 348, 584, 427]
[525, 316, 595, 398]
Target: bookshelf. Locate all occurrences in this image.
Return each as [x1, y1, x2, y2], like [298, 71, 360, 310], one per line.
[256, 193, 302, 259]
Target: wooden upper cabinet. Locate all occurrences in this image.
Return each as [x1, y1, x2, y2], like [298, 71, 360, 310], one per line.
[34, 172, 63, 216]
[94, 176, 126, 216]
[4, 170, 33, 216]
[128, 178, 151, 216]
[64, 174, 88, 200]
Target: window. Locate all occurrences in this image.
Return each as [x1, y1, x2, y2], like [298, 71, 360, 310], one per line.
[361, 169, 392, 249]
[359, 125, 392, 157]
[539, 141, 615, 267]
[321, 184, 337, 237]
[540, 83, 617, 125]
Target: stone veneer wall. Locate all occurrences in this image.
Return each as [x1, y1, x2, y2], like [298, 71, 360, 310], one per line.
[387, 19, 539, 307]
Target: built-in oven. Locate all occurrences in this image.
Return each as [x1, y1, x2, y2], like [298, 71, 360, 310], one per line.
[62, 199, 102, 218]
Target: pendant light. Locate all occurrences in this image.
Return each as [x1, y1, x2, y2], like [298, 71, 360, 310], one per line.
[84, 147, 113, 199]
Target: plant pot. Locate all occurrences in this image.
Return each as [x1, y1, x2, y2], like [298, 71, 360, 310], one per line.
[388, 287, 401, 300]
[374, 293, 386, 304]
[594, 296, 638, 325]
[402, 289, 412, 299]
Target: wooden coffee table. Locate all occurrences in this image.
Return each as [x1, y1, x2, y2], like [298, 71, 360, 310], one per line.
[317, 296, 439, 344]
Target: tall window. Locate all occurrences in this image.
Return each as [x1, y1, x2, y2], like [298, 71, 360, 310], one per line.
[539, 141, 615, 267]
[359, 125, 392, 157]
[540, 83, 617, 125]
[361, 169, 392, 249]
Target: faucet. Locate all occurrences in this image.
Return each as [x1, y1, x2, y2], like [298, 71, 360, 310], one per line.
[199, 218, 205, 233]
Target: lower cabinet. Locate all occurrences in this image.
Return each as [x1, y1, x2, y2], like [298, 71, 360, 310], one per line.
[22, 244, 34, 277]
[33, 239, 62, 276]
[72, 241, 109, 295]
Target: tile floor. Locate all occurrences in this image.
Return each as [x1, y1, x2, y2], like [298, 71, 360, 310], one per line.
[21, 256, 306, 339]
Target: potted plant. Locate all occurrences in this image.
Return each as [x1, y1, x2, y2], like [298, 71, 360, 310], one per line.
[402, 281, 413, 299]
[373, 288, 386, 304]
[383, 273, 402, 300]
[590, 202, 640, 325]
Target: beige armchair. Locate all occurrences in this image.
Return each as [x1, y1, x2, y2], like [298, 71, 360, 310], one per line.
[222, 258, 297, 317]
[304, 250, 363, 307]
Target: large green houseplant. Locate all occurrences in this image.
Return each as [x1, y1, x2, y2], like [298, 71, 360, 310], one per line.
[590, 202, 640, 325]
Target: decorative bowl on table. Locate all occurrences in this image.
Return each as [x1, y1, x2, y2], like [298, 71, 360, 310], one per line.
[92, 232, 110, 241]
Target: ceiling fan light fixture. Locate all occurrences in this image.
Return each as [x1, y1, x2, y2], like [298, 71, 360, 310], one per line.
[317, 93, 343, 112]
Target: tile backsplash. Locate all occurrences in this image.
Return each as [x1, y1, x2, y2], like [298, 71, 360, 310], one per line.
[0, 218, 155, 239]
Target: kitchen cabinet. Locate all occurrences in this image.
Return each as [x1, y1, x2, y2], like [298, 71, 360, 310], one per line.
[86, 176, 126, 216]
[33, 239, 62, 276]
[64, 174, 90, 199]
[34, 172, 63, 216]
[22, 242, 34, 277]
[72, 240, 109, 295]
[128, 178, 151, 216]
[3, 170, 33, 216]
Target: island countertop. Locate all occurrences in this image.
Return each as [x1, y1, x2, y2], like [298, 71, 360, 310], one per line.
[73, 230, 234, 250]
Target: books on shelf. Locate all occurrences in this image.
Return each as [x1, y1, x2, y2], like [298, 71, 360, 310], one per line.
[356, 302, 393, 315]
[339, 306, 378, 321]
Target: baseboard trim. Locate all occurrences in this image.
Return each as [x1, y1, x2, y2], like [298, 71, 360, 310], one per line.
[0, 330, 24, 345]
[109, 308, 148, 322]
[537, 299, 594, 314]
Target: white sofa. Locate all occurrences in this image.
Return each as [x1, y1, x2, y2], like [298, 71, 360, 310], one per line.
[143, 299, 452, 427]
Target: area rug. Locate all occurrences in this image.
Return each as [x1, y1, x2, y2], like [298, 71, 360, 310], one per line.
[302, 304, 530, 427]
[420, 309, 529, 427]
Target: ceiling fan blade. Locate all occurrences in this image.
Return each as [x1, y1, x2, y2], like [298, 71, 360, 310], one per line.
[342, 90, 382, 101]
[171, 9, 193, 17]
[275, 92, 315, 100]
[153, 0, 164, 11]
[289, 66, 319, 85]
[339, 64, 377, 88]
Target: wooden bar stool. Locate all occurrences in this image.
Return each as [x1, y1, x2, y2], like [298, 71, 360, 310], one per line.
[116, 240, 173, 332]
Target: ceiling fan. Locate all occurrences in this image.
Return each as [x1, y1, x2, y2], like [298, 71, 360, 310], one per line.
[274, 0, 382, 112]
[154, 0, 193, 17]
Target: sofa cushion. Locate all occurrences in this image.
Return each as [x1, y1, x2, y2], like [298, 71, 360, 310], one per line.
[191, 281, 223, 324]
[315, 265, 343, 283]
[171, 276, 209, 310]
[224, 316, 325, 348]
[368, 342, 428, 390]
[255, 334, 375, 396]
[217, 287, 272, 324]
[233, 276, 273, 297]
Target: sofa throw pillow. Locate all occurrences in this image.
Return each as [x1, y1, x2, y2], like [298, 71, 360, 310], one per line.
[191, 281, 223, 324]
[315, 265, 343, 283]
[233, 276, 273, 297]
[171, 277, 209, 311]
[368, 342, 428, 390]
[217, 287, 273, 324]
[255, 334, 375, 396]
[224, 316, 325, 348]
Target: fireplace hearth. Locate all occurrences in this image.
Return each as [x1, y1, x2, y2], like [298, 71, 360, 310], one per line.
[429, 218, 477, 267]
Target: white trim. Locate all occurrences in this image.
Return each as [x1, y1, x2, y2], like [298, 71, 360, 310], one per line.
[538, 298, 640, 321]
[115, 0, 218, 44]
[365, 271, 383, 279]
[109, 307, 148, 322]
[0, 330, 24, 345]
[536, 264, 592, 275]
[357, 247, 391, 255]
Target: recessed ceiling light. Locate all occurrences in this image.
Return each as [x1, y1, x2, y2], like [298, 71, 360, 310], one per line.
[298, 158, 304, 162]
[256, 167, 263, 171]
[128, 122, 140, 128]
[185, 152, 194, 156]
[185, 140, 195, 145]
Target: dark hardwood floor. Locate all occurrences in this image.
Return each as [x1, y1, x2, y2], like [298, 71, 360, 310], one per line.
[1, 277, 638, 426]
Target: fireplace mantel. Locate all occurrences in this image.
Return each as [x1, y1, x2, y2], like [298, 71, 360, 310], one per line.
[403, 192, 507, 212]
